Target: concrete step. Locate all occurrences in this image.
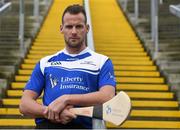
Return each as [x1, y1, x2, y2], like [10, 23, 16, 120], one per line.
[14, 75, 164, 83]
[159, 39, 180, 43]
[11, 82, 169, 91]
[2, 98, 178, 108]
[115, 71, 160, 77]
[21, 64, 157, 71]
[0, 71, 13, 79]
[157, 61, 180, 69]
[7, 90, 174, 100]
[0, 119, 179, 129]
[0, 66, 18, 80]
[0, 38, 19, 42]
[1, 108, 180, 119]
[17, 69, 160, 77]
[107, 120, 180, 129]
[0, 51, 22, 57]
[18, 70, 32, 75]
[117, 84, 169, 91]
[168, 74, 180, 84]
[26, 55, 151, 61]
[157, 53, 180, 61]
[116, 77, 164, 84]
[11, 82, 26, 89]
[169, 83, 180, 103]
[24, 58, 154, 65]
[0, 58, 21, 65]
[158, 61, 180, 74]
[0, 119, 34, 127]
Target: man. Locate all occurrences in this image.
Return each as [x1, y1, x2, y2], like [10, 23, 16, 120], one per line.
[19, 4, 116, 129]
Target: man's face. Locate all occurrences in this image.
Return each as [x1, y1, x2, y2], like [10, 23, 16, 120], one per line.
[60, 13, 89, 49]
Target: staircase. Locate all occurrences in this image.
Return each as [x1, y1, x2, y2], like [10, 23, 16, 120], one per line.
[0, 0, 180, 129]
[90, 0, 180, 129]
[0, 0, 82, 128]
[0, 0, 49, 99]
[124, 0, 180, 103]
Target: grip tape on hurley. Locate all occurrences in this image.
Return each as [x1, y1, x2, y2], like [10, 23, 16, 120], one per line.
[93, 105, 103, 119]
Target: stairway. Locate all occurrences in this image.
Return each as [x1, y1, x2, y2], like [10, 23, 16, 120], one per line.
[0, 0, 48, 87]
[0, 0, 82, 128]
[0, 0, 180, 129]
[124, 0, 180, 103]
[90, 0, 180, 129]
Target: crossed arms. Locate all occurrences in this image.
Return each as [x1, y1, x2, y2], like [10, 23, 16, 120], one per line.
[19, 85, 115, 124]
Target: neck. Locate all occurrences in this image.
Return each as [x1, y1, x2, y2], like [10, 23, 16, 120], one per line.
[65, 44, 87, 54]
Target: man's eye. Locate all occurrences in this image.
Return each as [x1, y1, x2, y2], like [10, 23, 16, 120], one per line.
[76, 25, 84, 29]
[65, 25, 73, 29]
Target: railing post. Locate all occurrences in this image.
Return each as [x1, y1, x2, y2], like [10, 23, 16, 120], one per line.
[0, 0, 4, 5]
[19, 0, 25, 57]
[121, 0, 128, 12]
[34, 0, 40, 25]
[84, 0, 105, 129]
[134, 0, 139, 24]
[44, 0, 48, 5]
[151, 0, 159, 59]
[84, 0, 94, 51]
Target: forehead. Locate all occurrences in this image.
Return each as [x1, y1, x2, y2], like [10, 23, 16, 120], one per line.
[63, 13, 86, 24]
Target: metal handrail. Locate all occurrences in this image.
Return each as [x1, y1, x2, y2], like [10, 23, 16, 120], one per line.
[0, 2, 11, 14]
[19, 0, 25, 57]
[169, 4, 180, 18]
[84, 0, 106, 129]
[84, 0, 95, 51]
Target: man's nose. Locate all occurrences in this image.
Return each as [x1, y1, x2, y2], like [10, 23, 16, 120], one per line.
[72, 26, 77, 34]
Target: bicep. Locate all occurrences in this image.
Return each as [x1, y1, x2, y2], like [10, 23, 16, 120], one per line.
[99, 59, 116, 88]
[22, 90, 39, 100]
[24, 62, 45, 96]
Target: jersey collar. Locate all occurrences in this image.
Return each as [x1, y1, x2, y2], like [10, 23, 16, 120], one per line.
[62, 47, 90, 57]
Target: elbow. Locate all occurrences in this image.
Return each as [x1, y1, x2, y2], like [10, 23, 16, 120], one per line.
[19, 100, 27, 116]
[101, 89, 115, 103]
[104, 93, 115, 102]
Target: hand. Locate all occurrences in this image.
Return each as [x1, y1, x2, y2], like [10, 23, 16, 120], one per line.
[43, 106, 48, 118]
[45, 95, 69, 121]
[59, 105, 77, 124]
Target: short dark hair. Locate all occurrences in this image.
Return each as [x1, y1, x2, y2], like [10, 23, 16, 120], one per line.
[62, 4, 87, 24]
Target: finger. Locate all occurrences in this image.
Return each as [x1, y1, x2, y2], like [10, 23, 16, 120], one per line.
[66, 105, 73, 109]
[61, 120, 69, 125]
[67, 110, 77, 119]
[54, 112, 60, 121]
[48, 109, 55, 120]
[43, 106, 48, 118]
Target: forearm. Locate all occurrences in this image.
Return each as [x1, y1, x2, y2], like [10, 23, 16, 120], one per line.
[20, 98, 46, 118]
[19, 90, 46, 118]
[66, 86, 115, 106]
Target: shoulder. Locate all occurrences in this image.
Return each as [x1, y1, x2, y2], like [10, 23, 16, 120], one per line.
[39, 51, 63, 74]
[88, 50, 109, 68]
[40, 50, 63, 64]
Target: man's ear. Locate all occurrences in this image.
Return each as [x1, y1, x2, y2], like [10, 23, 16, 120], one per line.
[60, 25, 63, 33]
[86, 24, 90, 33]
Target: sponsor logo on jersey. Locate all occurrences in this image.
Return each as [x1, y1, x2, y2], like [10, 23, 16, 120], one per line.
[50, 61, 62, 66]
[109, 72, 116, 82]
[80, 61, 96, 66]
[49, 74, 59, 88]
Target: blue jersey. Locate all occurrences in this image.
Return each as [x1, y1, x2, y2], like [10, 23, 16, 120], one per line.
[25, 47, 116, 128]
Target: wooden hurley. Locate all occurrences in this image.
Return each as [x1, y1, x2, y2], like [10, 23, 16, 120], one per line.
[70, 91, 131, 126]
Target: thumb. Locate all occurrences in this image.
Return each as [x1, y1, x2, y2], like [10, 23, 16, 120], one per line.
[43, 106, 48, 118]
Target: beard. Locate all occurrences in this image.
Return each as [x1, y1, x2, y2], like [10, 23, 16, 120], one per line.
[65, 37, 84, 49]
